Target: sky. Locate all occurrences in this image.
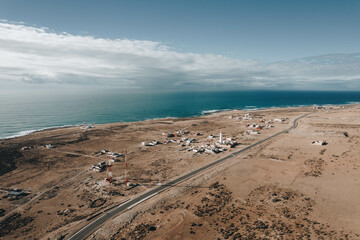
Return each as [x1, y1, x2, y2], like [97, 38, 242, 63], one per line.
[1, 0, 360, 92]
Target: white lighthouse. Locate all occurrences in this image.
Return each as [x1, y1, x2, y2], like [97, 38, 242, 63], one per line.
[219, 132, 223, 144]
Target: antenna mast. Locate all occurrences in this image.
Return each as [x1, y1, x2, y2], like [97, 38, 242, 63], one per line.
[124, 148, 129, 186]
[105, 158, 113, 183]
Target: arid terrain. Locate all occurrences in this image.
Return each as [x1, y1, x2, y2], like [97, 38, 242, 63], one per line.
[0, 104, 359, 240]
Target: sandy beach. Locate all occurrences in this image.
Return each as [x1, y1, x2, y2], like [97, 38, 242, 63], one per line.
[0, 104, 359, 239]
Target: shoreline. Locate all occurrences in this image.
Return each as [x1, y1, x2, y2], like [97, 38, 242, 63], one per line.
[1, 101, 357, 141]
[1, 125, 79, 141]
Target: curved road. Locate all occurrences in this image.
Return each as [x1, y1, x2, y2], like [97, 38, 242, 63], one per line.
[68, 113, 308, 240]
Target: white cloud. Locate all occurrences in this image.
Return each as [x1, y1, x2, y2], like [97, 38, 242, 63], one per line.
[0, 20, 359, 90]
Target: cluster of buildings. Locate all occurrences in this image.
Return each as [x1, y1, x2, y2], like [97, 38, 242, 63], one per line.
[227, 113, 253, 120]
[244, 123, 270, 135]
[22, 144, 56, 150]
[187, 144, 225, 154]
[185, 132, 237, 154]
[312, 105, 342, 110]
[161, 130, 190, 138]
[241, 114, 287, 135]
[138, 112, 287, 156]
[141, 130, 194, 147]
[91, 149, 124, 172]
[140, 129, 237, 155]
[186, 132, 236, 154]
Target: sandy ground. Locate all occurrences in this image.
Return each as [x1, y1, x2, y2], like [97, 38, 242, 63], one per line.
[0, 104, 359, 239]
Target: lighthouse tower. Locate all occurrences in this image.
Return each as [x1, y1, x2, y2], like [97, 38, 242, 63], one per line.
[219, 132, 224, 144]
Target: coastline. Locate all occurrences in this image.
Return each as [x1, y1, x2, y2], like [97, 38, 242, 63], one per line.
[1, 125, 77, 140]
[2, 101, 358, 141]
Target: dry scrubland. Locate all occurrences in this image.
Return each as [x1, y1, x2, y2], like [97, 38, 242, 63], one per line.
[0, 105, 359, 239]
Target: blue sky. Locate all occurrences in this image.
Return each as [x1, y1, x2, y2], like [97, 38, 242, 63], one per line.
[1, 0, 360, 91]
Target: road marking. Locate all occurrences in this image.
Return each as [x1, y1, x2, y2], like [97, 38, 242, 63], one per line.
[116, 199, 131, 209]
[127, 193, 158, 209]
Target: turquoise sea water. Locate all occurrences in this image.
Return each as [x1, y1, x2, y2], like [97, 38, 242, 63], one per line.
[0, 90, 359, 139]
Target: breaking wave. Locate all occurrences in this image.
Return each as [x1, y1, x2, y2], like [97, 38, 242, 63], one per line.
[201, 109, 230, 115]
[2, 125, 75, 140]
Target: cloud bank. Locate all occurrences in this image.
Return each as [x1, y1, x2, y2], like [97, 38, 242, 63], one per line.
[1, 20, 360, 90]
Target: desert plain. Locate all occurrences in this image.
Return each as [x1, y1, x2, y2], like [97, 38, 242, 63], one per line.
[0, 104, 359, 239]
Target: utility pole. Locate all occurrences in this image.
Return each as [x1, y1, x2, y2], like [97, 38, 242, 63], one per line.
[124, 148, 129, 186]
[105, 158, 113, 183]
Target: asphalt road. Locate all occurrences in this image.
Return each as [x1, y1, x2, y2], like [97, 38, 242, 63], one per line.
[67, 113, 308, 240]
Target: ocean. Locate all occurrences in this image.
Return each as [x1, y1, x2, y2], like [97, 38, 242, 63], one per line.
[1, 90, 359, 139]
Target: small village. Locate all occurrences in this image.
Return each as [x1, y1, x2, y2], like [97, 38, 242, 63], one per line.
[82, 112, 293, 189]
